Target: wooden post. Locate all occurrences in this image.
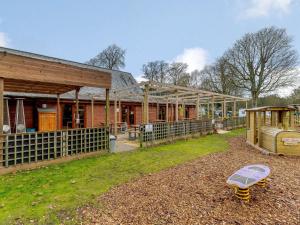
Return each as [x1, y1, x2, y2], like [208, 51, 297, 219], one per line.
[0, 78, 3, 165]
[290, 110, 295, 128]
[245, 100, 248, 109]
[171, 103, 173, 122]
[196, 94, 200, 120]
[182, 100, 185, 120]
[143, 84, 149, 124]
[157, 101, 159, 121]
[207, 102, 210, 118]
[211, 96, 215, 120]
[282, 111, 289, 130]
[114, 93, 118, 135]
[223, 99, 227, 119]
[257, 112, 262, 146]
[249, 111, 257, 144]
[75, 88, 80, 128]
[105, 88, 110, 127]
[221, 102, 224, 120]
[175, 94, 179, 122]
[166, 98, 169, 122]
[271, 111, 277, 126]
[118, 100, 121, 123]
[56, 94, 60, 130]
[91, 97, 94, 128]
[199, 103, 202, 118]
[233, 100, 237, 118]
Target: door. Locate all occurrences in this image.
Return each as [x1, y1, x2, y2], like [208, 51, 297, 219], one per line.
[159, 106, 166, 121]
[62, 104, 73, 129]
[76, 105, 86, 128]
[122, 105, 135, 126]
[129, 107, 135, 125]
[62, 104, 86, 128]
[38, 112, 57, 131]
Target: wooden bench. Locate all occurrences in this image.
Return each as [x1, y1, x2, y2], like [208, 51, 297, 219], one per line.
[227, 164, 270, 202]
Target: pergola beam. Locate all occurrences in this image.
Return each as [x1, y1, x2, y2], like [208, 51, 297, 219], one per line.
[111, 81, 248, 124]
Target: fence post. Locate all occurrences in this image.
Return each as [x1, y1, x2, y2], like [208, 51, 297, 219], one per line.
[5, 136, 8, 167]
[139, 126, 143, 148]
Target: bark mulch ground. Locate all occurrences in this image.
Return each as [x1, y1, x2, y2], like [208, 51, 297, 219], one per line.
[78, 137, 300, 225]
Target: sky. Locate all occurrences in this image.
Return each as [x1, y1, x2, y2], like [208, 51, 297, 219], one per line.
[0, 0, 300, 95]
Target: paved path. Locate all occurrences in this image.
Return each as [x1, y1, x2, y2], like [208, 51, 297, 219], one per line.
[115, 133, 139, 153]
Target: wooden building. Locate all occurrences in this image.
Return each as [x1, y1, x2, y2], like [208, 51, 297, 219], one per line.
[1, 47, 199, 133]
[246, 106, 300, 156]
[0, 47, 112, 171]
[0, 47, 248, 171]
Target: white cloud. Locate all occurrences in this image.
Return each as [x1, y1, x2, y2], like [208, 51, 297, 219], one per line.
[0, 32, 9, 47]
[135, 74, 148, 82]
[241, 0, 295, 18]
[275, 67, 300, 97]
[173, 47, 208, 73]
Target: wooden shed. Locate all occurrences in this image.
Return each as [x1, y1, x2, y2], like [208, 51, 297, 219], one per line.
[246, 106, 300, 156]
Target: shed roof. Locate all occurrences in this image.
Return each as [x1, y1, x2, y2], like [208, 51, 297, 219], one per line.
[245, 106, 296, 112]
[0, 47, 113, 74]
[5, 70, 141, 100]
[0, 47, 112, 94]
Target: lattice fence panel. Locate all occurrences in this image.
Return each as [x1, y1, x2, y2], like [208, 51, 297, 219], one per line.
[1, 127, 109, 167]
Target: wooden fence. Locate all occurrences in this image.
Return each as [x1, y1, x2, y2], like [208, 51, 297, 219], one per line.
[140, 119, 213, 146]
[222, 117, 246, 130]
[0, 127, 109, 167]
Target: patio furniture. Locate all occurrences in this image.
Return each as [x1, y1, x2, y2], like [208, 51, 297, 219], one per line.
[128, 125, 140, 140]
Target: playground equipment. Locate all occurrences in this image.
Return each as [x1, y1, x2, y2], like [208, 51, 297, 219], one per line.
[227, 164, 270, 202]
[246, 106, 300, 156]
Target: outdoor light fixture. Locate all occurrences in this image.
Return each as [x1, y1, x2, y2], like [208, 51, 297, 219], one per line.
[3, 97, 11, 134]
[15, 98, 26, 133]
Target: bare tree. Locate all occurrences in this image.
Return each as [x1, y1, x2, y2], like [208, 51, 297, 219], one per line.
[288, 86, 300, 104]
[142, 60, 169, 83]
[157, 61, 169, 83]
[189, 70, 202, 87]
[167, 62, 189, 86]
[87, 44, 126, 70]
[200, 57, 242, 96]
[224, 27, 298, 106]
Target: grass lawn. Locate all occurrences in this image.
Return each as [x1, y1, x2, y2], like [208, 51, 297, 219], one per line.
[0, 129, 244, 224]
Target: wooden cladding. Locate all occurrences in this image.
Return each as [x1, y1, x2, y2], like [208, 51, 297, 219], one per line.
[4, 79, 77, 94]
[0, 52, 112, 93]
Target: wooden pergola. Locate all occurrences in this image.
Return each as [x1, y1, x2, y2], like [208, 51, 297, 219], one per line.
[0, 47, 112, 134]
[112, 81, 248, 133]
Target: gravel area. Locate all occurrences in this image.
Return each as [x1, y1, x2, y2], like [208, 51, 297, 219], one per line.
[78, 137, 300, 225]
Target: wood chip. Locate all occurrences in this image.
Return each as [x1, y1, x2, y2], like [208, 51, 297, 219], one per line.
[77, 137, 300, 225]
